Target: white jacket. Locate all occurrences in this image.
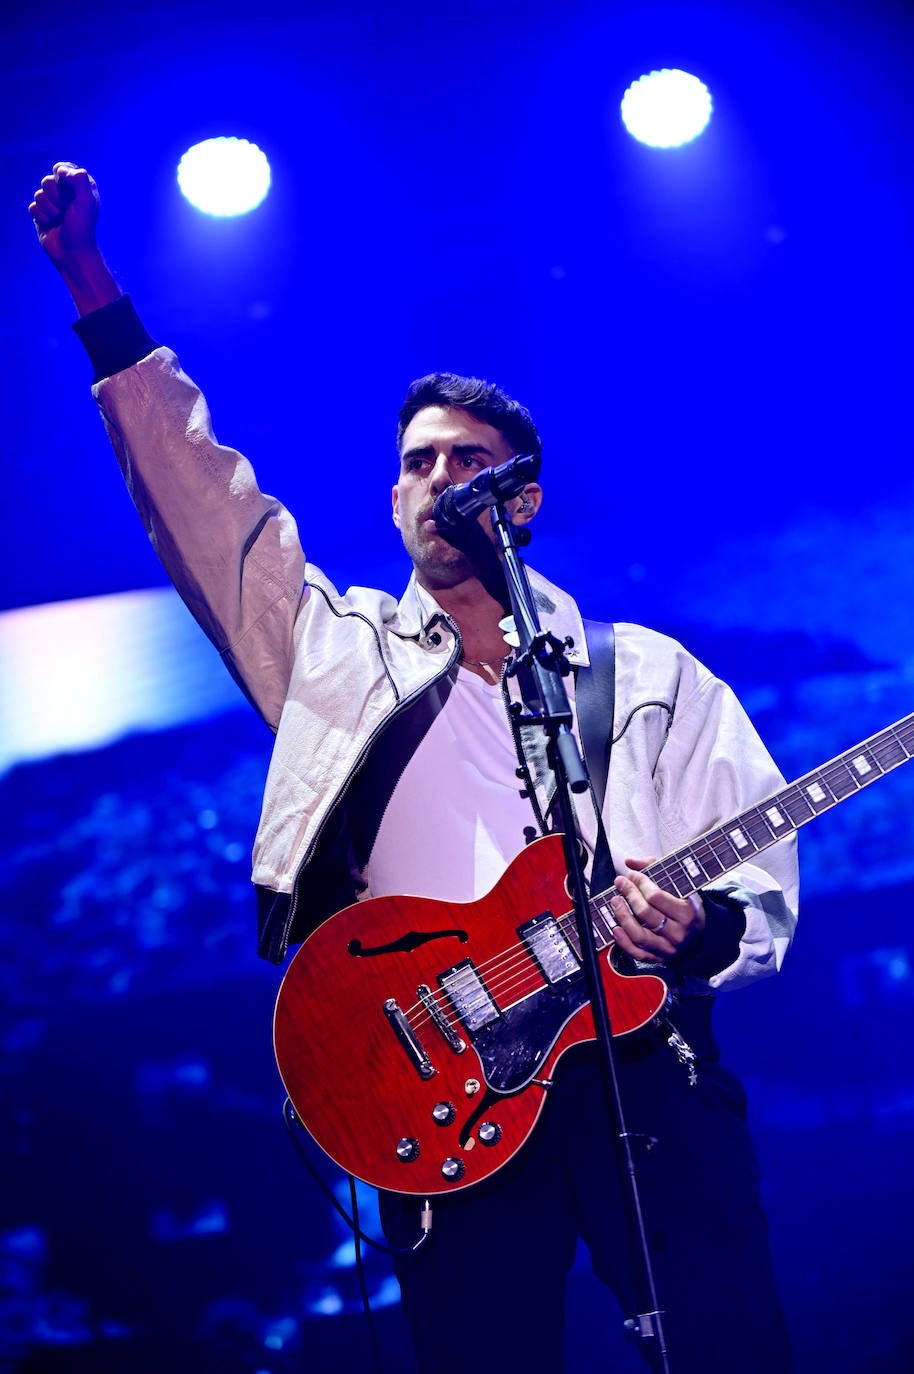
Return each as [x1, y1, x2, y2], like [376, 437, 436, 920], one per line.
[91, 345, 798, 989]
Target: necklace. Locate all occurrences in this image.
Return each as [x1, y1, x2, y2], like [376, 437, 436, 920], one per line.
[460, 653, 509, 682]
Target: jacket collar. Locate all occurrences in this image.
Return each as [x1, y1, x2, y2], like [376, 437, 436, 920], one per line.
[391, 565, 590, 667]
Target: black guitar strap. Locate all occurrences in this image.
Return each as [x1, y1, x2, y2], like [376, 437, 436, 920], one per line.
[576, 619, 616, 895]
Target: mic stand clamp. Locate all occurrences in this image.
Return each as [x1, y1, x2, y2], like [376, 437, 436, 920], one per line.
[490, 500, 672, 1374]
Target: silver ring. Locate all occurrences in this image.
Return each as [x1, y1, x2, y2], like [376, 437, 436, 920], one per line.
[652, 916, 668, 933]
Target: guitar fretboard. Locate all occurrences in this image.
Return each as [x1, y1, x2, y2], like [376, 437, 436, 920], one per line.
[586, 711, 914, 949]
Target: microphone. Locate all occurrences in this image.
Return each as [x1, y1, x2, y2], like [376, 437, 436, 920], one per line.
[433, 453, 540, 534]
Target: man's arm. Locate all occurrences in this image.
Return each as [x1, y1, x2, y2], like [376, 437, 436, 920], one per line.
[30, 163, 310, 729]
[652, 666, 799, 993]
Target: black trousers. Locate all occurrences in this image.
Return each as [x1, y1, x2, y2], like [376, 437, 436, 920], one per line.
[379, 1040, 792, 1374]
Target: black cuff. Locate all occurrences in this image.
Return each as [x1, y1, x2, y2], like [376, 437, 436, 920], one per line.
[72, 294, 159, 384]
[674, 890, 746, 980]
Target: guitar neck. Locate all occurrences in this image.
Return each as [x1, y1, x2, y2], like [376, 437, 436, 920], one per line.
[588, 711, 914, 944]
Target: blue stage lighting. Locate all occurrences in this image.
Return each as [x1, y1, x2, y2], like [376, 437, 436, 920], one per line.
[621, 69, 713, 149]
[177, 137, 271, 216]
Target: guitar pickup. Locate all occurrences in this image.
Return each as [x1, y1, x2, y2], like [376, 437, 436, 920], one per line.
[383, 998, 436, 1080]
[439, 959, 500, 1033]
[519, 912, 581, 985]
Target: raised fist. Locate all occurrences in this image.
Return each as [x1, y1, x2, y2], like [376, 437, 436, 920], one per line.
[29, 163, 100, 267]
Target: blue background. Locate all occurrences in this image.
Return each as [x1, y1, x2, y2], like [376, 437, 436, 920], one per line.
[2, 0, 914, 1369]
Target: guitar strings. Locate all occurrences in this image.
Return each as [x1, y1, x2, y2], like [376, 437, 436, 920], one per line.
[406, 898, 616, 1035]
[403, 719, 914, 1037]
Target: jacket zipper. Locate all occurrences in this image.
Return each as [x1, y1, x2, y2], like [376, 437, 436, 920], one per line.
[277, 625, 463, 958]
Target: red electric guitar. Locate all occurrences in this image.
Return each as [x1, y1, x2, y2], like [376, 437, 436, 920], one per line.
[274, 712, 914, 1195]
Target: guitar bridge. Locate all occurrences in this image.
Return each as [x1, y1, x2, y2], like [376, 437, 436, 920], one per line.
[417, 984, 467, 1054]
[383, 998, 436, 1079]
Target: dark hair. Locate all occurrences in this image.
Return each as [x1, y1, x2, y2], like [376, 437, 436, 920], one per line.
[397, 372, 543, 463]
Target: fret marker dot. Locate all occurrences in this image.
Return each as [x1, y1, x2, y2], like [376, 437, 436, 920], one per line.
[765, 807, 785, 827]
[806, 782, 827, 803]
[729, 828, 748, 849]
[853, 755, 872, 775]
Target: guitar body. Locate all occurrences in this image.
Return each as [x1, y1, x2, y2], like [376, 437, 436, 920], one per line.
[274, 711, 914, 1193]
[274, 834, 668, 1195]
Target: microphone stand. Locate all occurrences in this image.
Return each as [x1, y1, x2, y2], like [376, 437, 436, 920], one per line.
[488, 499, 672, 1374]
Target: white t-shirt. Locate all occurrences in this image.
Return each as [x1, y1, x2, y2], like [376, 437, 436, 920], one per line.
[367, 667, 535, 902]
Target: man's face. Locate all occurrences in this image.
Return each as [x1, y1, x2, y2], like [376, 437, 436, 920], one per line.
[392, 405, 539, 590]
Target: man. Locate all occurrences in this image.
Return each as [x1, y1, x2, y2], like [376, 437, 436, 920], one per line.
[31, 162, 798, 1373]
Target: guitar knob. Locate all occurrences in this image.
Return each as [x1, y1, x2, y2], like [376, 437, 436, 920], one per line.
[478, 1121, 502, 1146]
[396, 1137, 420, 1162]
[432, 1101, 456, 1126]
[440, 1157, 465, 1181]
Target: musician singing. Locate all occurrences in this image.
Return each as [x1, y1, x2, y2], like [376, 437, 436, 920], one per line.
[31, 161, 799, 1374]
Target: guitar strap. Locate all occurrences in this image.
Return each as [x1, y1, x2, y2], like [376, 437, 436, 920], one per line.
[576, 619, 616, 895]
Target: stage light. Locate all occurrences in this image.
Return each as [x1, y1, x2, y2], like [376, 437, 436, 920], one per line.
[177, 137, 271, 216]
[621, 69, 713, 149]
